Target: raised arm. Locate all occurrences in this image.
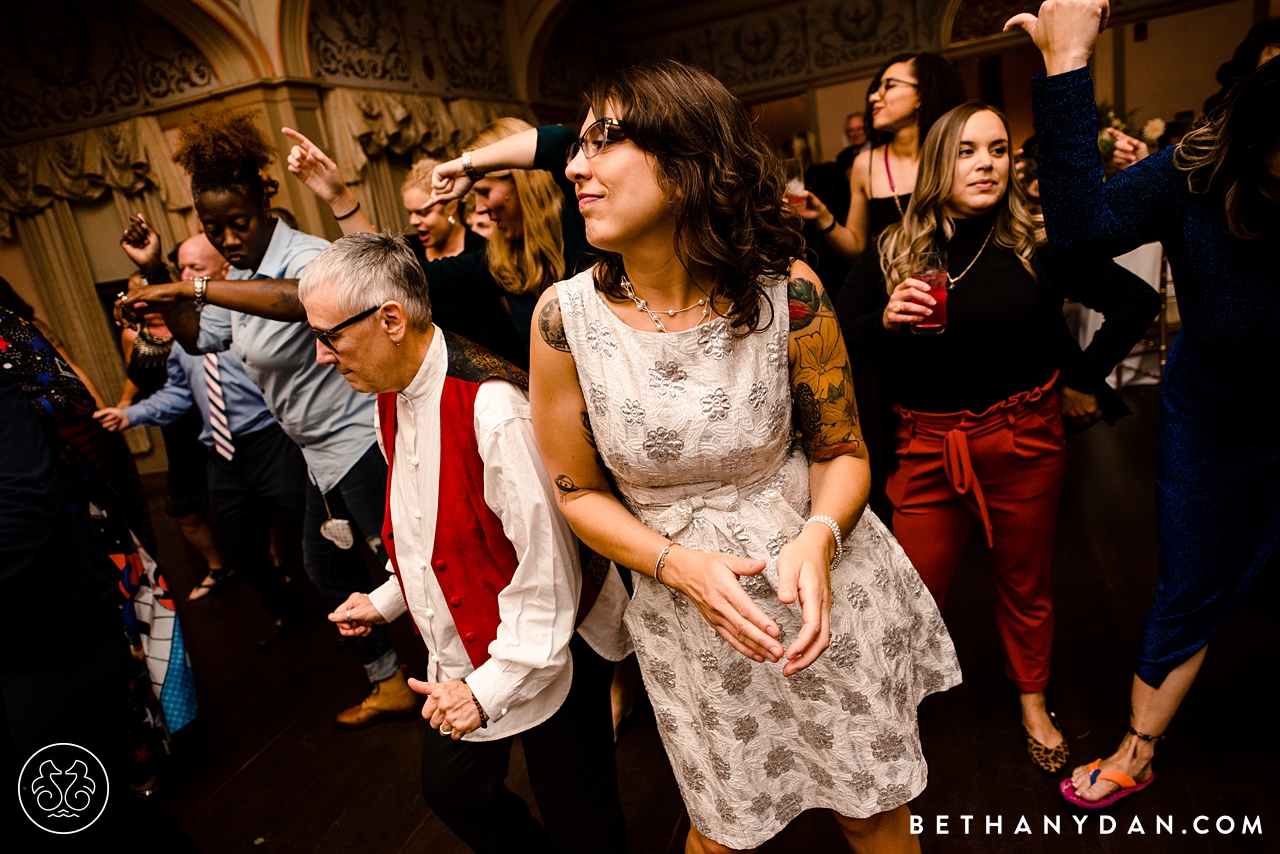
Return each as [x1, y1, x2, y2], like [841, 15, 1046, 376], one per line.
[282, 127, 377, 235]
[429, 128, 541, 206]
[528, 286, 786, 666]
[1008, 0, 1180, 255]
[780, 261, 870, 673]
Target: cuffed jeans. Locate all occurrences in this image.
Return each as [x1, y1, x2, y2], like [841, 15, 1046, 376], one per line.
[304, 442, 399, 683]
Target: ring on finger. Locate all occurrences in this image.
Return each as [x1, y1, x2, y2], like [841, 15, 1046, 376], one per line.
[440, 724, 453, 736]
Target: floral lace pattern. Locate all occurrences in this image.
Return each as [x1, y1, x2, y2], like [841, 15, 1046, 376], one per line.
[556, 271, 962, 849]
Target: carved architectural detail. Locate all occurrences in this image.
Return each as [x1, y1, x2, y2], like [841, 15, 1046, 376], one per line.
[308, 0, 514, 99]
[948, 0, 1032, 45]
[0, 1, 216, 143]
[538, 0, 946, 105]
[811, 0, 913, 71]
[309, 0, 413, 85]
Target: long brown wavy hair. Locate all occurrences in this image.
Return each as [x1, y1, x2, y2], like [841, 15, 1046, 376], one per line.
[879, 101, 1043, 292]
[583, 59, 804, 334]
[1175, 54, 1280, 240]
[465, 118, 565, 296]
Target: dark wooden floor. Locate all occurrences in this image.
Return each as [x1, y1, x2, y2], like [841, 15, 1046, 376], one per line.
[146, 386, 1277, 853]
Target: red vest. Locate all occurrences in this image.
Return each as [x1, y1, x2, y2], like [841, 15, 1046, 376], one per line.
[377, 333, 603, 670]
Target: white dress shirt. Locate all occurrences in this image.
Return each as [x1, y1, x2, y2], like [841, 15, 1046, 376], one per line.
[368, 328, 630, 741]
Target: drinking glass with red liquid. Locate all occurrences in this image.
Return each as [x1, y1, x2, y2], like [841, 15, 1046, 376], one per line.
[782, 158, 807, 207]
[910, 251, 949, 335]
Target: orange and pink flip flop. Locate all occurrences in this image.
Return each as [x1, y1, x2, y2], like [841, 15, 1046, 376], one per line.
[1059, 759, 1155, 809]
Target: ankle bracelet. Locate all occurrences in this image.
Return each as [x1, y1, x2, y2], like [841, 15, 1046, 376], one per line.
[1128, 726, 1163, 742]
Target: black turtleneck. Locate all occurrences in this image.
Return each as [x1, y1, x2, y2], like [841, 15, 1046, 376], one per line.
[835, 210, 1161, 415]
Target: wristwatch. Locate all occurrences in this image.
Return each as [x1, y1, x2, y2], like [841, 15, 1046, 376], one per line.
[461, 150, 483, 182]
[193, 276, 210, 308]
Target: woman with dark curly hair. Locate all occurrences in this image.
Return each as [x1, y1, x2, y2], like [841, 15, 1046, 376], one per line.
[466, 58, 960, 853]
[120, 109, 415, 727]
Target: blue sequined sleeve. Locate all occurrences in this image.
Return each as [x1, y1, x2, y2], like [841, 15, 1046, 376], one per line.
[1031, 67, 1184, 257]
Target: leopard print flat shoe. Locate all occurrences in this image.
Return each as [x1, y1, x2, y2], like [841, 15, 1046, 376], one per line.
[1025, 711, 1070, 773]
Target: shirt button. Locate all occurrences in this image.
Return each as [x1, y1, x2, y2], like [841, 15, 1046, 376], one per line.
[463, 631, 476, 642]
[410, 457, 419, 466]
[422, 608, 434, 618]
[413, 510, 422, 520]
[449, 596, 461, 608]
[419, 561, 427, 570]
[501, 708, 509, 716]
[433, 559, 447, 571]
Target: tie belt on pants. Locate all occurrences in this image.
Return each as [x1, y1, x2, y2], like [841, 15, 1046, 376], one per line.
[893, 371, 1060, 548]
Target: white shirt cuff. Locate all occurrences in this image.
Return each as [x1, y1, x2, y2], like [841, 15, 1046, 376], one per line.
[367, 575, 408, 623]
[463, 659, 520, 725]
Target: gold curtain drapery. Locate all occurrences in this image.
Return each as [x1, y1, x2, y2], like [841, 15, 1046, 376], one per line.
[0, 116, 194, 402]
[322, 88, 535, 232]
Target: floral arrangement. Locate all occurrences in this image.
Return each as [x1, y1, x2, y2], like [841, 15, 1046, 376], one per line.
[1095, 102, 1137, 161]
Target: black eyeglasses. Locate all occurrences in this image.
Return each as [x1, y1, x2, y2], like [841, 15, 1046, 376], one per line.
[311, 305, 381, 352]
[567, 117, 626, 165]
[873, 77, 919, 95]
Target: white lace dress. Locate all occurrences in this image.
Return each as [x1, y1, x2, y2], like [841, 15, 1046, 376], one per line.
[557, 270, 962, 848]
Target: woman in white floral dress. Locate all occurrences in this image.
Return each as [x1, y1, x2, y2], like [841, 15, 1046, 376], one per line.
[525, 60, 961, 853]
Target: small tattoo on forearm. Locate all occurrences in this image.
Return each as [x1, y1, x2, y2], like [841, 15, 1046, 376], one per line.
[539, 298, 571, 352]
[554, 474, 580, 504]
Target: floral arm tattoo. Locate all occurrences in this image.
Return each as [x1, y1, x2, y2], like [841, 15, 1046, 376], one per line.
[788, 276, 865, 462]
[538, 298, 571, 352]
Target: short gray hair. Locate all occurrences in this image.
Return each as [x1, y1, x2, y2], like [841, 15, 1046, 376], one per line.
[298, 232, 432, 330]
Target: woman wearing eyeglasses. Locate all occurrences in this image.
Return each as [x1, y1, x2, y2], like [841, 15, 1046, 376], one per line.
[512, 59, 962, 853]
[797, 53, 966, 263]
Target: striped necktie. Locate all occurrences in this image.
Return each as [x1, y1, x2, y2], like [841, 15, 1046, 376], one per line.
[203, 353, 235, 461]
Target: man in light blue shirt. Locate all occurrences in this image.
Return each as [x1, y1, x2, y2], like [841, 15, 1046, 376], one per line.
[96, 343, 308, 648]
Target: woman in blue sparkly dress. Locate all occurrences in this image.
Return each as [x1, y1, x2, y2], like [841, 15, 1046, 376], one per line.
[1008, 0, 1279, 808]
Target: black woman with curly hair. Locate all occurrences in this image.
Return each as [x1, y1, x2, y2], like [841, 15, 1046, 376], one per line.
[462, 59, 960, 854]
[120, 109, 415, 727]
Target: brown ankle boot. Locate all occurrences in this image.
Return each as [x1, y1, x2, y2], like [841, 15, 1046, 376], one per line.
[335, 665, 420, 729]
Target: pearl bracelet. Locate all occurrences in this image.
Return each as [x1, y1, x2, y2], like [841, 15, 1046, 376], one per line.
[806, 515, 844, 568]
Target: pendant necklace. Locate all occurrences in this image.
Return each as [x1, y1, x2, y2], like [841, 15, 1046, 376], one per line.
[621, 277, 709, 332]
[885, 145, 905, 218]
[948, 224, 995, 284]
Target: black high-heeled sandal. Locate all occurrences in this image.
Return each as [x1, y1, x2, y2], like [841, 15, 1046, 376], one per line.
[187, 567, 235, 601]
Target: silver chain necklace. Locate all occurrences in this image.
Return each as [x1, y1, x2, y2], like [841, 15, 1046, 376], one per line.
[620, 277, 709, 332]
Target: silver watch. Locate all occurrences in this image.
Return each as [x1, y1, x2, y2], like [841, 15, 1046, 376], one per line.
[193, 275, 210, 308]
[461, 150, 483, 181]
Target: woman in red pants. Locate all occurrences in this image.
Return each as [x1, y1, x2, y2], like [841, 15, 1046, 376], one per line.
[835, 100, 1159, 772]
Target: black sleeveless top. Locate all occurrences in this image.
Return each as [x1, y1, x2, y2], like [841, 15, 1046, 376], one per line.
[867, 195, 910, 244]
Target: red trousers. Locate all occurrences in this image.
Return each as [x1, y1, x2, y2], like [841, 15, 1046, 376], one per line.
[886, 377, 1066, 693]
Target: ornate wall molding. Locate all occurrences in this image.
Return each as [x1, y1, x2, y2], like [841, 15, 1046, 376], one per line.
[308, 0, 516, 100]
[280, 0, 315, 77]
[537, 0, 949, 107]
[0, 2, 219, 144]
[941, 0, 1225, 48]
[139, 0, 273, 81]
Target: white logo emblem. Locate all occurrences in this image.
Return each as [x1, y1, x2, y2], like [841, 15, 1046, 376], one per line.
[18, 743, 109, 834]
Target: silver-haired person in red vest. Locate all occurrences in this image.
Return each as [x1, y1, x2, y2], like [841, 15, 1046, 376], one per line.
[297, 231, 632, 854]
